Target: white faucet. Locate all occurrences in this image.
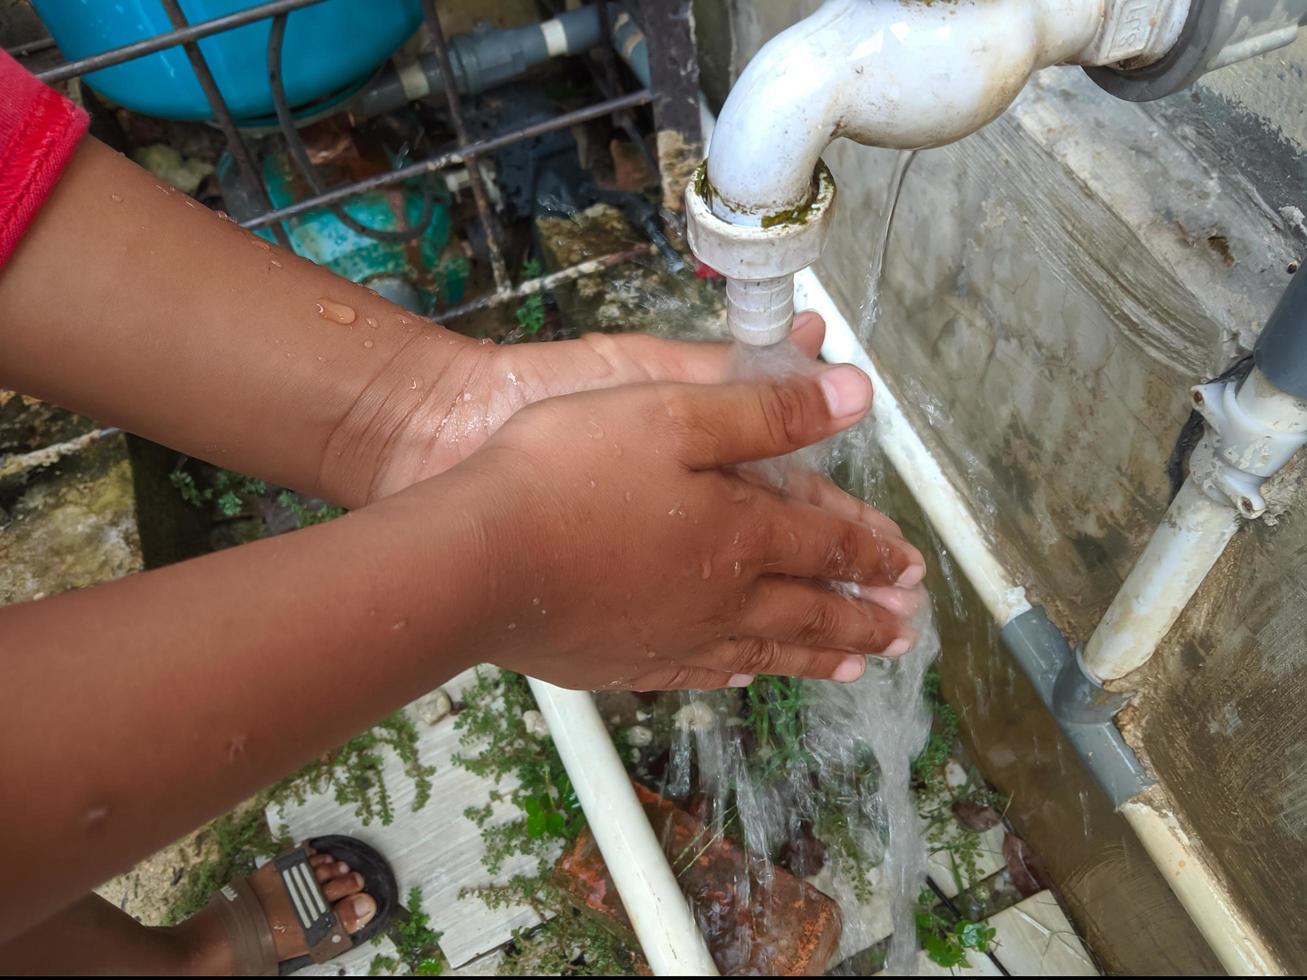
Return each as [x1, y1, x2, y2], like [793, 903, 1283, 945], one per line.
[686, 0, 1307, 345]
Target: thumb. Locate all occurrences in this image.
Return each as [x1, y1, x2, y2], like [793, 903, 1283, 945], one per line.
[672, 364, 871, 469]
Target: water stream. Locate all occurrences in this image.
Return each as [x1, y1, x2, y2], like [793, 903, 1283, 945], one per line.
[656, 149, 938, 974]
[857, 150, 916, 347]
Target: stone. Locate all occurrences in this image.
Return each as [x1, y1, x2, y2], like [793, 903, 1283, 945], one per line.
[522, 709, 550, 739]
[624, 725, 654, 747]
[555, 783, 842, 975]
[414, 688, 453, 726]
[673, 700, 717, 732]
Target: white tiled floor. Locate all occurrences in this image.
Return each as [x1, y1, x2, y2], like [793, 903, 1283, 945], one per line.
[987, 891, 1098, 976]
[266, 672, 1097, 977]
[269, 667, 543, 975]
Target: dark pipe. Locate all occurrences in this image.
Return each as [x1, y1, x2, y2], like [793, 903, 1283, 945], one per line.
[1254, 263, 1307, 400]
[354, 4, 618, 120]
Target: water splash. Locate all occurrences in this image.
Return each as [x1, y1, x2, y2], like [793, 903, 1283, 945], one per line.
[656, 339, 939, 973]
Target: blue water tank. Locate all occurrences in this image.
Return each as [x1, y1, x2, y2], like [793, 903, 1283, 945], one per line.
[33, 0, 422, 122]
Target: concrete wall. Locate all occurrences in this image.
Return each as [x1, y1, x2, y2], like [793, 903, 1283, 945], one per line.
[698, 2, 1307, 973]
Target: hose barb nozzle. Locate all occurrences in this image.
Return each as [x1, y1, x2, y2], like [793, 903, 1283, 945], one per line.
[684, 162, 836, 346]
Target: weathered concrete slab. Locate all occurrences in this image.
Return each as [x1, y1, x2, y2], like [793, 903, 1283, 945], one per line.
[270, 667, 544, 974]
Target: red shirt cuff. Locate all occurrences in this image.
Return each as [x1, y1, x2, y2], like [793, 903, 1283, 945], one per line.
[0, 50, 90, 267]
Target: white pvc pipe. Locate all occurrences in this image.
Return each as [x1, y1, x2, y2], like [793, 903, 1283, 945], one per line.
[1121, 800, 1283, 976]
[795, 269, 1033, 627]
[799, 266, 1286, 975]
[526, 679, 719, 976]
[1081, 480, 1239, 683]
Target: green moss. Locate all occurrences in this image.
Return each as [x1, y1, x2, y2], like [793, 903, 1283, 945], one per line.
[759, 197, 819, 229]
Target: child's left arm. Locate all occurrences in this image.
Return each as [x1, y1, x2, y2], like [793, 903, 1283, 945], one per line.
[0, 134, 823, 506]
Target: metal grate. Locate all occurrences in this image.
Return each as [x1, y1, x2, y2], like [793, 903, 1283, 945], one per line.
[29, 0, 663, 319]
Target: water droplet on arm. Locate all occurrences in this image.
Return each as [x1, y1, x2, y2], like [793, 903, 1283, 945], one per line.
[363, 339, 374, 349]
[109, 192, 123, 203]
[315, 299, 357, 325]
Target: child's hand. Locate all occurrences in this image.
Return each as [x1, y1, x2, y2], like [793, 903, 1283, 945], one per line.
[409, 363, 923, 691]
[354, 313, 828, 502]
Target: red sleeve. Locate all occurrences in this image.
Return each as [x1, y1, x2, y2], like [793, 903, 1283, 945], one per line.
[0, 50, 89, 267]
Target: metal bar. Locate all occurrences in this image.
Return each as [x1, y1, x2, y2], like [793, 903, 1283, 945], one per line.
[633, 0, 703, 212]
[7, 38, 56, 58]
[266, 12, 434, 244]
[156, 0, 291, 249]
[439, 244, 654, 320]
[240, 90, 651, 230]
[421, 0, 510, 293]
[0, 428, 123, 482]
[539, 0, 658, 179]
[35, 0, 327, 84]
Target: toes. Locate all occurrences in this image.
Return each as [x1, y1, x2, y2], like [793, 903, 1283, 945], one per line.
[314, 860, 353, 884]
[309, 853, 333, 868]
[336, 892, 377, 934]
[322, 871, 366, 903]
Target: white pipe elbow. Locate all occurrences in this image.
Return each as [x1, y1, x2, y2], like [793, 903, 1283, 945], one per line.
[705, 0, 1106, 223]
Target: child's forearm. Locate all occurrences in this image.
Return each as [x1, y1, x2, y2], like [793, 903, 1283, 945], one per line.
[0, 137, 476, 507]
[0, 470, 491, 942]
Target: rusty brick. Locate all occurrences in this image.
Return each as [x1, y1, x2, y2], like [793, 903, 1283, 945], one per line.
[555, 783, 841, 975]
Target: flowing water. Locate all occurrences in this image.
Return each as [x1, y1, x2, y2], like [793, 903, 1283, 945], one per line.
[857, 150, 916, 347]
[653, 149, 939, 974]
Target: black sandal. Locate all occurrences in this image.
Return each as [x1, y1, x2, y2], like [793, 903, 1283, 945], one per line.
[206, 835, 399, 976]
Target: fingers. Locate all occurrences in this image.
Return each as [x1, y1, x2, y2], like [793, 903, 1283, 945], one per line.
[689, 638, 869, 682]
[669, 365, 872, 468]
[616, 310, 826, 385]
[739, 578, 908, 655]
[736, 464, 905, 540]
[753, 492, 922, 586]
[853, 583, 928, 618]
[790, 310, 826, 359]
[626, 664, 748, 691]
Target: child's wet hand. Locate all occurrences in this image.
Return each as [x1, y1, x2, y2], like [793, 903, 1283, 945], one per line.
[361, 314, 828, 501]
[427, 364, 921, 692]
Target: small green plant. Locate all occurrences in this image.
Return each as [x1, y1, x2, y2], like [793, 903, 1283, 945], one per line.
[453, 669, 583, 876]
[370, 886, 446, 976]
[170, 464, 266, 517]
[912, 669, 959, 795]
[281, 712, 436, 827]
[164, 802, 290, 926]
[453, 670, 630, 973]
[465, 875, 638, 976]
[514, 259, 547, 335]
[916, 890, 996, 968]
[276, 489, 346, 528]
[166, 711, 434, 924]
[745, 676, 815, 782]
